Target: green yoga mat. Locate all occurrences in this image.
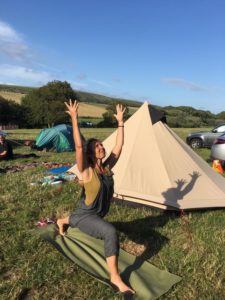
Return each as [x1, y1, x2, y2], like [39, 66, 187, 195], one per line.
[38, 225, 181, 300]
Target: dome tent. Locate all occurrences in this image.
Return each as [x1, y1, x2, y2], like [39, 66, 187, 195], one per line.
[35, 124, 74, 152]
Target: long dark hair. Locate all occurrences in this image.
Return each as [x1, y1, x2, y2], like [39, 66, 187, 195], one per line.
[85, 138, 99, 167]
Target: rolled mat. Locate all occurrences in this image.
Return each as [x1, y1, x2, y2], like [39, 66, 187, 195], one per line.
[38, 225, 181, 300]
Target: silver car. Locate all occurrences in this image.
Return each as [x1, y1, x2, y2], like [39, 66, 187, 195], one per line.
[186, 123, 225, 149]
[211, 133, 225, 167]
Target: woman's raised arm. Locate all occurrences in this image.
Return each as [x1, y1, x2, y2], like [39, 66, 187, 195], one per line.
[65, 100, 86, 173]
[104, 104, 126, 169]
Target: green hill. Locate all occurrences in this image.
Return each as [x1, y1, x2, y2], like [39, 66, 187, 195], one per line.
[0, 83, 224, 128]
[0, 83, 142, 107]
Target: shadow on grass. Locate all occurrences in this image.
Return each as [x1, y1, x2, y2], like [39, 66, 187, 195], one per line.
[112, 211, 179, 283]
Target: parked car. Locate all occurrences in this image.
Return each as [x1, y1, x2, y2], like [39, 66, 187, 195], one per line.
[210, 133, 225, 167]
[186, 123, 225, 149]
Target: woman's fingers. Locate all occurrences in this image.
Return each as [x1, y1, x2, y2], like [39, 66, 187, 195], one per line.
[65, 99, 79, 111]
[116, 104, 125, 113]
[64, 101, 70, 109]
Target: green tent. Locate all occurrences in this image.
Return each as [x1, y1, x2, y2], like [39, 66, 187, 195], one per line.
[35, 124, 74, 152]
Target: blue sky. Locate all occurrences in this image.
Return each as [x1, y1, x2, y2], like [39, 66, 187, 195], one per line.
[0, 0, 224, 113]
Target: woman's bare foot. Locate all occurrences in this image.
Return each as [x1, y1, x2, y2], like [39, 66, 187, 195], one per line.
[110, 275, 135, 295]
[56, 217, 69, 235]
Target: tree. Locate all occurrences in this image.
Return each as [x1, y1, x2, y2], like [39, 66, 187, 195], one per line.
[217, 111, 225, 120]
[0, 96, 25, 126]
[98, 101, 130, 127]
[21, 81, 78, 127]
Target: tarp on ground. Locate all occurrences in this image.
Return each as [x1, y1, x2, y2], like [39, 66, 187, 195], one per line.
[38, 225, 181, 300]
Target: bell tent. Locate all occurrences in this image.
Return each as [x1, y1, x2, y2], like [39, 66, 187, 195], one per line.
[69, 102, 225, 210]
[103, 102, 225, 210]
[35, 124, 74, 152]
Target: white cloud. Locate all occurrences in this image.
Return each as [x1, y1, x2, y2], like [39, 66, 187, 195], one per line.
[0, 81, 17, 85]
[0, 20, 22, 42]
[0, 43, 29, 60]
[0, 20, 30, 60]
[162, 77, 207, 92]
[0, 64, 52, 83]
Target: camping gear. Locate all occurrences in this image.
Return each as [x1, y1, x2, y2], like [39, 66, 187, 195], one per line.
[212, 160, 223, 174]
[35, 124, 75, 152]
[36, 218, 55, 227]
[0, 162, 73, 175]
[30, 175, 63, 186]
[38, 225, 181, 300]
[47, 165, 72, 174]
[30, 173, 76, 186]
[68, 101, 225, 210]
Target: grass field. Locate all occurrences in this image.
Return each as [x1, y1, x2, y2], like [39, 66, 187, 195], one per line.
[0, 128, 225, 300]
[0, 91, 25, 103]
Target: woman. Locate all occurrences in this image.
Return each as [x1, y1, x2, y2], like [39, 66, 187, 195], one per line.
[57, 100, 135, 295]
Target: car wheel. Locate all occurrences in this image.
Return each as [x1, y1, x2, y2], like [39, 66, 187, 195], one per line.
[190, 138, 203, 149]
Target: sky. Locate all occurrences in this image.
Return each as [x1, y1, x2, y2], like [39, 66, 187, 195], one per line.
[0, 0, 225, 113]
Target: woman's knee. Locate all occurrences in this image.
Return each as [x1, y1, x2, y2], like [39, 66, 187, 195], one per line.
[102, 223, 117, 239]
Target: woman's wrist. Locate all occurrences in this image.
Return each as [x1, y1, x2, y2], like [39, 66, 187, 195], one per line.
[71, 116, 78, 122]
[118, 121, 124, 126]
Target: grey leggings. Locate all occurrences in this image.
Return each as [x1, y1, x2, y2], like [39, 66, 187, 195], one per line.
[73, 214, 119, 257]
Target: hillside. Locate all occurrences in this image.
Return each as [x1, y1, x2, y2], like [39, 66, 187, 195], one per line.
[0, 84, 140, 119]
[0, 83, 224, 128]
[0, 84, 142, 107]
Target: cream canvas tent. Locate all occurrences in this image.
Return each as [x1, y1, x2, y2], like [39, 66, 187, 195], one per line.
[69, 102, 225, 210]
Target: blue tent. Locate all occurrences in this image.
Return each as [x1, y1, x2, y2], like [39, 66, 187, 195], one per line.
[35, 124, 74, 152]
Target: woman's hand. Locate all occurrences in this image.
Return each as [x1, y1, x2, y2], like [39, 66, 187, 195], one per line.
[64, 99, 79, 119]
[114, 104, 126, 124]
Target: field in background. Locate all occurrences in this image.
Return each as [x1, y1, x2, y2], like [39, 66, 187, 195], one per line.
[75, 102, 107, 117]
[0, 91, 25, 103]
[0, 90, 138, 119]
[0, 90, 106, 117]
[0, 128, 224, 300]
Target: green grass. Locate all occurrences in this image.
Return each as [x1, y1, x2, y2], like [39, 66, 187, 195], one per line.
[0, 128, 225, 300]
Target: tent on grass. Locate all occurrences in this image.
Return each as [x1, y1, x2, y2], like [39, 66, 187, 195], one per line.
[35, 124, 74, 152]
[69, 102, 225, 210]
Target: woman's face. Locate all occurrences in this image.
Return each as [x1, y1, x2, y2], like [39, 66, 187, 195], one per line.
[92, 140, 106, 160]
